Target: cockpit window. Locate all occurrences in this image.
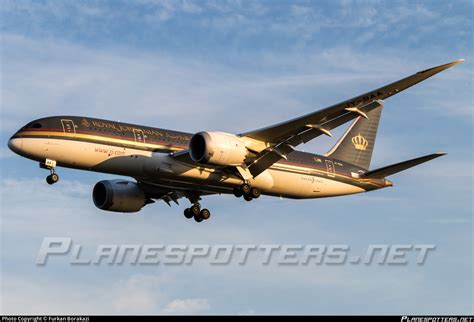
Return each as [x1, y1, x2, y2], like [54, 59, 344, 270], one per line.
[23, 121, 43, 129]
[24, 122, 42, 129]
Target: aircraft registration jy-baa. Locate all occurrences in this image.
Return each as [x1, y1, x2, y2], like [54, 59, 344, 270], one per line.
[8, 59, 464, 222]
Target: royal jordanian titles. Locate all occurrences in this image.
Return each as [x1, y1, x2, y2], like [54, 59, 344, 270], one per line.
[8, 60, 464, 222]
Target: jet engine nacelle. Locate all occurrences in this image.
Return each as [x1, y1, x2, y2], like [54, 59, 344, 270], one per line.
[189, 131, 249, 166]
[92, 179, 148, 213]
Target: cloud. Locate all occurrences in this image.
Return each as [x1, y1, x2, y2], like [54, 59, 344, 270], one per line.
[1, 0, 471, 58]
[161, 298, 210, 315]
[1, 34, 305, 134]
[427, 218, 472, 224]
[112, 274, 167, 313]
[0, 147, 15, 159]
[238, 309, 255, 315]
[1, 273, 210, 315]
[2, 32, 470, 142]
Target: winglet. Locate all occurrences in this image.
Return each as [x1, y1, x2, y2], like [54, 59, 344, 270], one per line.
[418, 59, 465, 75]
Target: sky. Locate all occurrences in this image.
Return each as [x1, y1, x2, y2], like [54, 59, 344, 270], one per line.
[0, 0, 473, 315]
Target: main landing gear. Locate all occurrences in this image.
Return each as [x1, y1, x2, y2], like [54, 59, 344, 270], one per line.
[40, 159, 59, 185]
[183, 192, 210, 223]
[233, 183, 261, 202]
[184, 203, 211, 223]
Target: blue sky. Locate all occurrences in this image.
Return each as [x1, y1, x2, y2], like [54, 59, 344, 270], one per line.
[0, 0, 472, 315]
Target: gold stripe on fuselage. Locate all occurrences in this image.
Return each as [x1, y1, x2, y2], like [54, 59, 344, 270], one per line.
[20, 130, 184, 152]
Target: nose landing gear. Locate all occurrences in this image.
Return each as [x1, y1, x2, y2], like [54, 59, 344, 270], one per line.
[40, 159, 59, 185]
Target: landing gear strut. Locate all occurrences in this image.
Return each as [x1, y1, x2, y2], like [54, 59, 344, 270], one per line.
[40, 159, 59, 185]
[233, 184, 260, 202]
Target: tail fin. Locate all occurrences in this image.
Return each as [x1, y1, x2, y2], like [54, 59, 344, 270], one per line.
[325, 104, 383, 170]
[361, 152, 446, 179]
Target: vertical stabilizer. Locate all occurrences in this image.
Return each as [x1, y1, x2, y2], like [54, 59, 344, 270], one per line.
[325, 105, 383, 170]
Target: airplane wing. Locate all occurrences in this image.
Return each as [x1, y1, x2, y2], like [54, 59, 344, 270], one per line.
[240, 59, 463, 145]
[239, 59, 463, 177]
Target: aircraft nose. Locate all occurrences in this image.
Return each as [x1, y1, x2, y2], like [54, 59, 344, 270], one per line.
[8, 137, 23, 154]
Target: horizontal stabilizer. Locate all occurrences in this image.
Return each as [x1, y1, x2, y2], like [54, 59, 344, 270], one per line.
[361, 152, 446, 179]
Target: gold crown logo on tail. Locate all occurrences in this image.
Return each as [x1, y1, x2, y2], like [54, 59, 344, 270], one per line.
[351, 133, 368, 151]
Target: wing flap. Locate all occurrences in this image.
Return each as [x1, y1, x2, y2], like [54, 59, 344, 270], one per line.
[248, 143, 295, 177]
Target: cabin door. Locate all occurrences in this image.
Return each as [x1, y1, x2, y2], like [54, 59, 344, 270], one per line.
[325, 160, 336, 178]
[133, 129, 146, 143]
[61, 119, 76, 134]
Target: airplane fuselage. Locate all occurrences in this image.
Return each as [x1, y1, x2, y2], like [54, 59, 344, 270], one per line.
[7, 60, 460, 220]
[8, 116, 390, 199]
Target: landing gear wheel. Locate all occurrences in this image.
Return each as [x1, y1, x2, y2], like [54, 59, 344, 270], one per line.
[250, 187, 261, 199]
[194, 214, 204, 223]
[184, 208, 193, 219]
[50, 173, 59, 183]
[241, 184, 251, 195]
[233, 187, 243, 198]
[200, 208, 211, 220]
[190, 204, 201, 216]
[244, 194, 253, 202]
[46, 173, 59, 185]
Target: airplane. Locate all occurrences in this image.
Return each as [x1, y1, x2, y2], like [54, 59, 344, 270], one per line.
[8, 59, 464, 223]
